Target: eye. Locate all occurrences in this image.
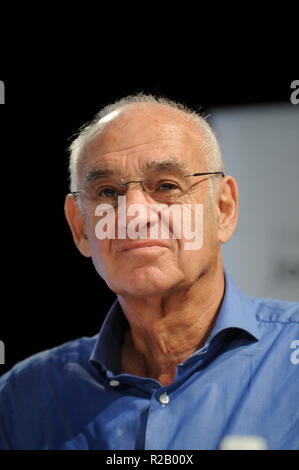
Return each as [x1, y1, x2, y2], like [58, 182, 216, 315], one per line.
[97, 186, 119, 198]
[156, 181, 180, 191]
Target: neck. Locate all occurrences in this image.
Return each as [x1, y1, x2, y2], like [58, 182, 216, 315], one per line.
[118, 266, 225, 386]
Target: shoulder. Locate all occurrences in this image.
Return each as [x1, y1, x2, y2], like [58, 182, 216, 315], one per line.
[0, 335, 97, 395]
[247, 295, 299, 361]
[0, 336, 99, 449]
[250, 295, 299, 325]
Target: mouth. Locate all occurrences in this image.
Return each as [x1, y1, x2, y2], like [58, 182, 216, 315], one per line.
[119, 240, 170, 252]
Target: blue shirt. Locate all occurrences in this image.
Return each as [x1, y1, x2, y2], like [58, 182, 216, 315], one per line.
[0, 271, 298, 450]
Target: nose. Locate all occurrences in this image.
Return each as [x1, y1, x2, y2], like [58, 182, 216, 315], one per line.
[123, 181, 153, 205]
[118, 182, 158, 239]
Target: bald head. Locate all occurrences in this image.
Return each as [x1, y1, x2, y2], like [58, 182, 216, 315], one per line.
[68, 94, 223, 193]
[83, 103, 209, 162]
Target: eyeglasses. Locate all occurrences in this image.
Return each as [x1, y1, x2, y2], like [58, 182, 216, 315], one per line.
[71, 171, 225, 206]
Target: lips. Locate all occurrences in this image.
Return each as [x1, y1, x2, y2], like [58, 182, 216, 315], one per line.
[119, 240, 169, 252]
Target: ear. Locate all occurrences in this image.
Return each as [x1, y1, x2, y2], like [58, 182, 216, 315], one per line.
[215, 176, 239, 244]
[64, 194, 91, 257]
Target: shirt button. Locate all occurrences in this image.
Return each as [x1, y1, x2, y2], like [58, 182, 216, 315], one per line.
[109, 379, 120, 387]
[197, 348, 208, 356]
[159, 392, 170, 405]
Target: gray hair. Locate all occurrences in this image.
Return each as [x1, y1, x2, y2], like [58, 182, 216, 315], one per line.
[68, 93, 224, 198]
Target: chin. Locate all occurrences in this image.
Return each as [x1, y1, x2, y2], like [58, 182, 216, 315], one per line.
[108, 266, 184, 298]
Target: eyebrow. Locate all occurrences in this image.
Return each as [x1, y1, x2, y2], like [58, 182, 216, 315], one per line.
[85, 168, 115, 184]
[145, 159, 188, 174]
[85, 158, 188, 184]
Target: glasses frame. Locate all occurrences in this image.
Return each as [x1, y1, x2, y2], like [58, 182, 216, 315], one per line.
[71, 171, 225, 198]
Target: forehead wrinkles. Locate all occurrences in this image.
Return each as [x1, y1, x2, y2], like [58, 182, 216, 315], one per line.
[86, 119, 192, 153]
[77, 109, 207, 182]
[78, 142, 190, 185]
[88, 102, 204, 153]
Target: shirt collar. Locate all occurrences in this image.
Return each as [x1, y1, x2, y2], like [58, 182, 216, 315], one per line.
[207, 269, 261, 343]
[89, 270, 260, 372]
[89, 299, 128, 373]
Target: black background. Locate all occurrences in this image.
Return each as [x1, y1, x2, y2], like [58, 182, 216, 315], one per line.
[0, 74, 297, 375]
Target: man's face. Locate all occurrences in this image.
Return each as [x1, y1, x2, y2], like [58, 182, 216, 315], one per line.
[75, 106, 221, 298]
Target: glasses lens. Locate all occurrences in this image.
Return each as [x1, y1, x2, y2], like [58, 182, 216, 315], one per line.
[143, 173, 187, 203]
[83, 178, 125, 205]
[81, 172, 191, 205]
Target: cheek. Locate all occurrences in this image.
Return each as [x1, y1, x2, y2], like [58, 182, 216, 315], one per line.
[87, 231, 113, 278]
[202, 209, 219, 257]
[90, 238, 111, 261]
[168, 201, 206, 251]
[179, 207, 218, 261]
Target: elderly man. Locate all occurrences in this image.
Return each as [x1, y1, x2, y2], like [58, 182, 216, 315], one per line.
[0, 94, 298, 450]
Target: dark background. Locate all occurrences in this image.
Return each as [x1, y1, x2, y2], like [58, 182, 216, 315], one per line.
[0, 75, 296, 375]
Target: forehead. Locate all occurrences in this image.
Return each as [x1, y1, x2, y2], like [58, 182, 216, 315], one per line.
[78, 104, 206, 178]
[84, 159, 190, 186]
